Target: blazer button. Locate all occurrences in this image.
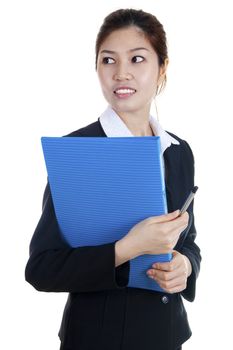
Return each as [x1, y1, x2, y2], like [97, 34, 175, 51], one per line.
[161, 295, 169, 304]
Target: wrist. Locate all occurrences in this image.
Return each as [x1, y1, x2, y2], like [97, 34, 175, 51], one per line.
[115, 236, 141, 267]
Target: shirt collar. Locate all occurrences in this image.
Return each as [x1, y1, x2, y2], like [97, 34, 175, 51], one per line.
[99, 105, 180, 154]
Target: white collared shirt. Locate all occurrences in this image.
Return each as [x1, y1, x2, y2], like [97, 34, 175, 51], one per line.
[99, 105, 180, 154]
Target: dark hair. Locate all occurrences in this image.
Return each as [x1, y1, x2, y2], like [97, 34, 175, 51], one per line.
[95, 8, 168, 93]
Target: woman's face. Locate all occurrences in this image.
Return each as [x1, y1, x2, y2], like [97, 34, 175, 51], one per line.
[96, 26, 167, 117]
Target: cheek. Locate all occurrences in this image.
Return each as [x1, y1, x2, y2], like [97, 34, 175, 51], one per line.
[138, 65, 157, 85]
[97, 72, 113, 103]
[140, 74, 157, 95]
[98, 71, 112, 92]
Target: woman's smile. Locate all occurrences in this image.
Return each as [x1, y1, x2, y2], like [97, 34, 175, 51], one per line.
[114, 87, 137, 99]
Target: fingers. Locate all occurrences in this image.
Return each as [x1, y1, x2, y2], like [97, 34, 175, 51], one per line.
[150, 210, 189, 227]
[150, 210, 180, 224]
[146, 251, 189, 293]
[147, 270, 187, 293]
[152, 251, 181, 272]
[154, 214, 189, 248]
[162, 279, 187, 294]
[147, 268, 177, 281]
[143, 211, 189, 255]
[153, 253, 177, 271]
[165, 212, 189, 234]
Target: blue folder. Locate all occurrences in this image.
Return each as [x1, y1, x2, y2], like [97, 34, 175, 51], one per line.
[41, 136, 172, 292]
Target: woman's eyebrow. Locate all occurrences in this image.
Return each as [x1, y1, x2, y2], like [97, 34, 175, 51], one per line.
[100, 47, 150, 54]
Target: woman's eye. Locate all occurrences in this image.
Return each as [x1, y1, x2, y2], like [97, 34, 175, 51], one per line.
[102, 57, 115, 64]
[132, 56, 144, 63]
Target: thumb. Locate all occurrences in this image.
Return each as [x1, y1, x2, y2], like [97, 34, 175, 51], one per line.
[151, 210, 180, 223]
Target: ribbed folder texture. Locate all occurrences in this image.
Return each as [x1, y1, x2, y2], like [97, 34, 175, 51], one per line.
[41, 136, 172, 292]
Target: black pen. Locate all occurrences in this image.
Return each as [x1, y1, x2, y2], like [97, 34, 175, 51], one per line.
[179, 186, 199, 216]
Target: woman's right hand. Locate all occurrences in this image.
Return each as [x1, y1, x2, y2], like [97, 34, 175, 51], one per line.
[124, 210, 189, 256]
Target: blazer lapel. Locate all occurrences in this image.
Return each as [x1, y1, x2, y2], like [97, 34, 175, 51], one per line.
[164, 144, 183, 212]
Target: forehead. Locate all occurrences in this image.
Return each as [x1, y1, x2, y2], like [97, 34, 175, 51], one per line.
[99, 26, 154, 53]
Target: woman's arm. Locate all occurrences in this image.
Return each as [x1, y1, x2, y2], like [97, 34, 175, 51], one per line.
[25, 183, 131, 293]
[177, 140, 201, 301]
[146, 139, 201, 301]
[145, 210, 201, 300]
[179, 210, 201, 302]
[115, 236, 141, 267]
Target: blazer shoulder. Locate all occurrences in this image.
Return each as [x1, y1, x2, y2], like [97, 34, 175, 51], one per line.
[65, 119, 106, 137]
[166, 130, 194, 160]
[166, 130, 187, 145]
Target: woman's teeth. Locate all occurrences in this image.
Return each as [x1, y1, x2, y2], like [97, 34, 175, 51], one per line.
[115, 89, 136, 94]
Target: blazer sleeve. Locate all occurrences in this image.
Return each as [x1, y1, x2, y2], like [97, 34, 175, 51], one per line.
[25, 183, 130, 293]
[178, 141, 202, 302]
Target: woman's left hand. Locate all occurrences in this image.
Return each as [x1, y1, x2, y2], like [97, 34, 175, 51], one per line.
[146, 250, 192, 294]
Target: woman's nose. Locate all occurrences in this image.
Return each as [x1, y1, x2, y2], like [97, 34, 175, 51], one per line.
[113, 64, 133, 81]
[114, 73, 132, 80]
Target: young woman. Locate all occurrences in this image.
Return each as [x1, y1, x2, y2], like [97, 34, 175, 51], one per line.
[25, 8, 201, 350]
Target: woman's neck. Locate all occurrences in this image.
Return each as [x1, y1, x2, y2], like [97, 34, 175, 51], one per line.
[113, 108, 154, 136]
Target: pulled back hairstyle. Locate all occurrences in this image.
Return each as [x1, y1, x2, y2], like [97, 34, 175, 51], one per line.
[95, 8, 168, 94]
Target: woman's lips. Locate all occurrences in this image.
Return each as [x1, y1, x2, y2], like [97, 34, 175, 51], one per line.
[114, 88, 136, 99]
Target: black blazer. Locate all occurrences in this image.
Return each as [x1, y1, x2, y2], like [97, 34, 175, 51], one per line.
[25, 119, 201, 350]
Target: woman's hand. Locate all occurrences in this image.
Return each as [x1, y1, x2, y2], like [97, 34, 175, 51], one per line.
[124, 211, 189, 256]
[146, 250, 192, 293]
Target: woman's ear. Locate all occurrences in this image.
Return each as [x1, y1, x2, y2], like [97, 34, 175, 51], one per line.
[158, 58, 169, 84]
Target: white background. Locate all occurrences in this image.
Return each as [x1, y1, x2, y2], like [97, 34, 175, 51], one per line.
[1, 0, 232, 349]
